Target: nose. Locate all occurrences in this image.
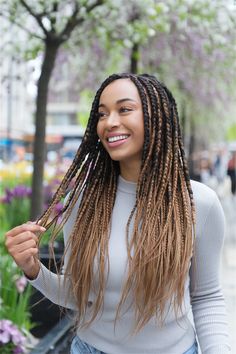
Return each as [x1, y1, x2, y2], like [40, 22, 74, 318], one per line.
[106, 111, 121, 129]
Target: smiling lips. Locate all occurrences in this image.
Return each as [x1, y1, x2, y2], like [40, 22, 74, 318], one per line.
[107, 134, 129, 143]
[106, 134, 130, 147]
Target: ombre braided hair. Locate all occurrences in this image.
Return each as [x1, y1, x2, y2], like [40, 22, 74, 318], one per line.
[38, 73, 195, 333]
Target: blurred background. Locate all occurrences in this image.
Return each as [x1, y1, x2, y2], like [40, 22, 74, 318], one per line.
[0, 0, 236, 353]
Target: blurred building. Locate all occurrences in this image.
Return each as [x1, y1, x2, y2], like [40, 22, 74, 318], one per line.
[0, 45, 33, 159]
[0, 21, 85, 161]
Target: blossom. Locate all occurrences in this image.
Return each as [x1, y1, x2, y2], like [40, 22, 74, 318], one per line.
[0, 320, 26, 353]
[1, 188, 13, 204]
[1, 185, 32, 204]
[15, 276, 28, 294]
[54, 202, 63, 214]
[12, 185, 32, 198]
[14, 347, 24, 354]
[0, 325, 10, 344]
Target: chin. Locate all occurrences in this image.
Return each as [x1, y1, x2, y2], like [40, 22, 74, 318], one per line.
[108, 155, 123, 162]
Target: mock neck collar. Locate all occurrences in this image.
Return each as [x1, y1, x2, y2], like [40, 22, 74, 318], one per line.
[117, 175, 137, 195]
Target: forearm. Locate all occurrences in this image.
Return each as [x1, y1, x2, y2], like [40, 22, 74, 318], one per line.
[190, 185, 231, 353]
[192, 288, 230, 353]
[28, 262, 76, 310]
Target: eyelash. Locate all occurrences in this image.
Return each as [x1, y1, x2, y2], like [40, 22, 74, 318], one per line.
[97, 107, 133, 119]
[97, 112, 106, 118]
[120, 107, 132, 113]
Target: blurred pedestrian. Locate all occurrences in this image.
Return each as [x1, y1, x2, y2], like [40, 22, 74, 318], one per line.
[5, 73, 230, 354]
[227, 152, 236, 196]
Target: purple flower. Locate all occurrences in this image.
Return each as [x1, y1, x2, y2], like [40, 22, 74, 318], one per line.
[14, 346, 24, 354]
[1, 188, 13, 204]
[54, 202, 63, 214]
[0, 329, 10, 344]
[50, 179, 61, 187]
[15, 276, 28, 294]
[0, 320, 12, 344]
[12, 185, 32, 198]
[11, 329, 26, 346]
[2, 185, 32, 204]
[0, 320, 26, 352]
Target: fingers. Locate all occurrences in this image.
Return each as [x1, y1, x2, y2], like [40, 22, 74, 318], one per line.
[12, 230, 38, 243]
[13, 246, 39, 264]
[19, 248, 39, 259]
[9, 238, 38, 254]
[6, 230, 38, 246]
[5, 230, 39, 258]
[13, 247, 40, 279]
[4, 221, 44, 279]
[5, 223, 46, 238]
[26, 219, 43, 226]
[5, 222, 45, 259]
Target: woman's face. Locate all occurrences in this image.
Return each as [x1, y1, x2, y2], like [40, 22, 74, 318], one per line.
[97, 79, 144, 166]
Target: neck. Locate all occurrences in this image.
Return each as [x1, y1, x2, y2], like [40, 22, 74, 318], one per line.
[119, 160, 141, 182]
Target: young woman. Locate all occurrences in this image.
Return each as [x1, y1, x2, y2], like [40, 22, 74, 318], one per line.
[5, 73, 230, 354]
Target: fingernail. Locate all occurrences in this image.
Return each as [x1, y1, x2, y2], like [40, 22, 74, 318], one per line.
[40, 227, 46, 231]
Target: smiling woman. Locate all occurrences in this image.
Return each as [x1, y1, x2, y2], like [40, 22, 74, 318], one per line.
[5, 73, 230, 354]
[97, 79, 144, 181]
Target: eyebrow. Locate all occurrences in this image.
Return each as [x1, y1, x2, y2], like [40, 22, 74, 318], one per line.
[98, 98, 137, 108]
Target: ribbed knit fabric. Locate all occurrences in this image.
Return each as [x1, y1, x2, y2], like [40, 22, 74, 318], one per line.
[29, 177, 231, 353]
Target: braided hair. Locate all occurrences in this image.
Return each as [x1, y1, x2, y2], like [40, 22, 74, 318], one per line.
[38, 73, 195, 332]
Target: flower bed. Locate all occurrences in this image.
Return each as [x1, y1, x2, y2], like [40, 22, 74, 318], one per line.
[0, 319, 28, 354]
[0, 254, 33, 353]
[0, 160, 66, 352]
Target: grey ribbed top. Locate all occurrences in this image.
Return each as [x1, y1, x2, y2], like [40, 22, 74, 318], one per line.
[30, 177, 231, 353]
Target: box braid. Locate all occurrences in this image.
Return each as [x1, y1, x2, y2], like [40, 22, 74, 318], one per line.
[104, 74, 195, 332]
[36, 73, 195, 333]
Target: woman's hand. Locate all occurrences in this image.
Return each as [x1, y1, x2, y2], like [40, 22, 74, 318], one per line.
[5, 222, 46, 280]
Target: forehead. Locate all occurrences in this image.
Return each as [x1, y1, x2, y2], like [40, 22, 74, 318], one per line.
[99, 78, 141, 103]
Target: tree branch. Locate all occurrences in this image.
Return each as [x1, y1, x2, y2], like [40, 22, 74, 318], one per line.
[59, 0, 105, 43]
[58, 3, 80, 42]
[86, 0, 105, 14]
[0, 12, 44, 40]
[19, 0, 49, 37]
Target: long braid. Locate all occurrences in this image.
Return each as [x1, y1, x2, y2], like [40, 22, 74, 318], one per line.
[39, 72, 195, 332]
[115, 74, 195, 331]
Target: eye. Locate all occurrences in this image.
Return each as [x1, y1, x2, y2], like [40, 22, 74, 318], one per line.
[97, 111, 107, 119]
[119, 107, 133, 113]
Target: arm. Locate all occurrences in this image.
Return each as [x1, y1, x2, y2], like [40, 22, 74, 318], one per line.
[190, 192, 231, 353]
[28, 220, 76, 309]
[28, 259, 76, 310]
[5, 223, 75, 308]
[28, 193, 81, 310]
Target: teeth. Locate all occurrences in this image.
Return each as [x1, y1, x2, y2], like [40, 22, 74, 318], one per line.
[108, 135, 129, 143]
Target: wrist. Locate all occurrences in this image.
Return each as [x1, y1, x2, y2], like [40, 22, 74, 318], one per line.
[23, 262, 40, 280]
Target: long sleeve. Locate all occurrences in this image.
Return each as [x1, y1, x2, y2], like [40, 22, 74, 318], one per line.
[28, 224, 76, 310]
[28, 263, 76, 310]
[190, 189, 231, 353]
[28, 193, 80, 310]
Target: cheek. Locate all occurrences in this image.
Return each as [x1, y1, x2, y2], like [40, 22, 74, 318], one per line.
[96, 122, 102, 139]
[97, 123, 107, 150]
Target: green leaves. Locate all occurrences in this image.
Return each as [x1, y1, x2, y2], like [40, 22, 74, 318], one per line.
[0, 255, 33, 332]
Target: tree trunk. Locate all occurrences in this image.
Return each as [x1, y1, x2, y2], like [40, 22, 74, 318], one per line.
[30, 40, 59, 220]
[130, 42, 139, 74]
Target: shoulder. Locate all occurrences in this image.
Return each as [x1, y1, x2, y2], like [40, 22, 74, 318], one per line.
[190, 180, 225, 236]
[190, 179, 217, 209]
